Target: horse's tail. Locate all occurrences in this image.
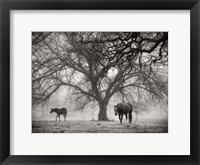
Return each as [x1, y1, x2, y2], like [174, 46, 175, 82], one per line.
[128, 103, 132, 123]
[62, 108, 67, 116]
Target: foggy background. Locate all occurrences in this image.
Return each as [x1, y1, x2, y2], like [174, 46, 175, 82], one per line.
[32, 86, 167, 123]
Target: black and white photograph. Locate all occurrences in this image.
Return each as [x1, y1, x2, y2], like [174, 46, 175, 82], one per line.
[32, 32, 168, 133]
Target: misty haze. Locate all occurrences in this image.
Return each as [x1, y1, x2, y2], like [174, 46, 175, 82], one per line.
[32, 32, 168, 133]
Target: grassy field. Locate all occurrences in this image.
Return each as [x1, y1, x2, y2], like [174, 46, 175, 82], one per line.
[32, 120, 168, 133]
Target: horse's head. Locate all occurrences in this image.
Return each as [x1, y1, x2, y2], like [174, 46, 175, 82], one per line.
[50, 108, 55, 114]
[114, 105, 118, 116]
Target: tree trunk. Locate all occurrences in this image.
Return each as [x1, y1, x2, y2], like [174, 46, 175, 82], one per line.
[98, 102, 109, 121]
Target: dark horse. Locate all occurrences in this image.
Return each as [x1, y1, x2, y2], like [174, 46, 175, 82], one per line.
[50, 108, 67, 121]
[114, 103, 133, 124]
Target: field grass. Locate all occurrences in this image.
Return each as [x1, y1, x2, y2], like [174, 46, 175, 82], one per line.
[32, 120, 168, 133]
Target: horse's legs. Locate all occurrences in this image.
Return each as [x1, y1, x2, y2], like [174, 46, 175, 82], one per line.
[118, 114, 121, 124]
[59, 115, 61, 121]
[125, 114, 127, 121]
[129, 111, 132, 124]
[120, 115, 123, 124]
[118, 114, 121, 120]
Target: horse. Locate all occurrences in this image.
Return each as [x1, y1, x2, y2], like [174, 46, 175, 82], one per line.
[114, 103, 133, 124]
[50, 108, 67, 121]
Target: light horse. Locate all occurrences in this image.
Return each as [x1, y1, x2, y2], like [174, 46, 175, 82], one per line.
[114, 103, 133, 124]
[50, 108, 67, 121]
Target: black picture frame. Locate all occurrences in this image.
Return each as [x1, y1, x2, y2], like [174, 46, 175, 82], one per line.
[0, 0, 199, 164]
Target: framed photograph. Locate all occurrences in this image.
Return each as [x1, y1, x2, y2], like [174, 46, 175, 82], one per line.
[1, 0, 199, 164]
